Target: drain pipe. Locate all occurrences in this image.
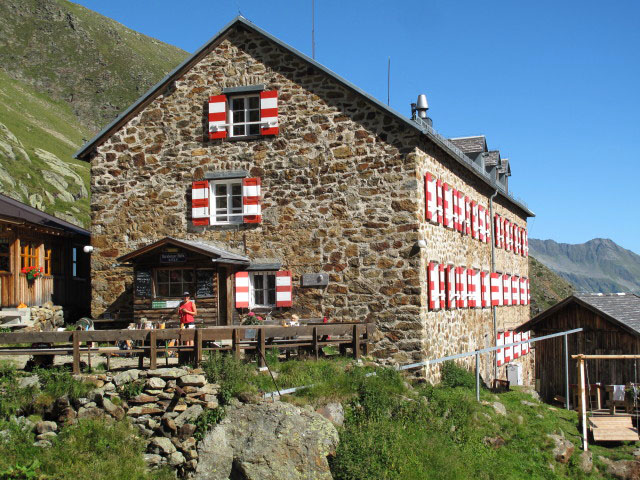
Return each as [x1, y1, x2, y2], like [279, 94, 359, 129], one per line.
[489, 189, 499, 380]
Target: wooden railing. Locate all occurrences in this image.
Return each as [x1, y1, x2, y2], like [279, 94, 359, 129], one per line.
[0, 323, 376, 374]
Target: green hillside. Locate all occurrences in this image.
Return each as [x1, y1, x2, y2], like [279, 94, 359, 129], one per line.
[0, 0, 188, 226]
[529, 256, 574, 316]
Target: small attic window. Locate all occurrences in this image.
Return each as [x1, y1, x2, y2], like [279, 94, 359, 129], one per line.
[229, 94, 261, 137]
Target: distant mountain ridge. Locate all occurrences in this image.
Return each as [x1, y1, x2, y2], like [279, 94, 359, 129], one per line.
[529, 238, 640, 294]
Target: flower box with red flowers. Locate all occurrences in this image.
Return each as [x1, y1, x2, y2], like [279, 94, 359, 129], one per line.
[21, 266, 43, 281]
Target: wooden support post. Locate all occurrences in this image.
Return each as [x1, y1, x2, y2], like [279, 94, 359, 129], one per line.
[232, 328, 240, 359]
[578, 356, 588, 451]
[313, 327, 319, 361]
[150, 330, 157, 370]
[72, 331, 80, 374]
[195, 329, 203, 366]
[352, 325, 360, 360]
[258, 328, 265, 368]
[106, 353, 111, 372]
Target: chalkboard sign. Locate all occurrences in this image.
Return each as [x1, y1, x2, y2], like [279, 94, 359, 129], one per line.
[196, 270, 214, 298]
[135, 269, 152, 298]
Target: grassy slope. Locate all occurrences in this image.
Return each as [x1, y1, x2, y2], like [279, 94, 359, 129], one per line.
[530, 255, 575, 316]
[0, 0, 188, 226]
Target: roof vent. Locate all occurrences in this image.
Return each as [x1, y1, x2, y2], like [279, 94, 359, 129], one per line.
[411, 94, 432, 126]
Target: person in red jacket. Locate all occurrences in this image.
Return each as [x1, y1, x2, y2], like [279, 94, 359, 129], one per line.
[178, 292, 197, 347]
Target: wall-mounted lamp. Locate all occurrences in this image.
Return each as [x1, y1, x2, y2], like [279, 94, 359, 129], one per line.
[83, 245, 94, 253]
[416, 239, 428, 249]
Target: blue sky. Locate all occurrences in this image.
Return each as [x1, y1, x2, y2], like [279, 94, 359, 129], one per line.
[74, 0, 640, 253]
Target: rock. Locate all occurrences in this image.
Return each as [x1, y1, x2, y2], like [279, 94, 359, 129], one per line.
[113, 370, 140, 386]
[151, 436, 176, 455]
[548, 434, 574, 464]
[127, 406, 163, 417]
[146, 377, 166, 390]
[200, 384, 219, 395]
[515, 415, 524, 425]
[316, 402, 344, 427]
[33, 440, 52, 448]
[174, 405, 203, 428]
[578, 451, 593, 474]
[148, 368, 187, 379]
[163, 417, 177, 434]
[102, 398, 125, 420]
[36, 432, 57, 441]
[194, 401, 339, 480]
[144, 454, 163, 467]
[178, 374, 206, 387]
[237, 392, 262, 405]
[18, 375, 39, 389]
[77, 407, 104, 420]
[103, 382, 116, 392]
[35, 420, 57, 434]
[520, 400, 537, 407]
[491, 402, 507, 416]
[483, 436, 505, 449]
[598, 456, 640, 479]
[169, 451, 186, 467]
[179, 423, 197, 439]
[129, 394, 159, 404]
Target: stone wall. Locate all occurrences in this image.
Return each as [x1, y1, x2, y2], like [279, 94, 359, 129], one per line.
[414, 142, 533, 384]
[89, 23, 533, 379]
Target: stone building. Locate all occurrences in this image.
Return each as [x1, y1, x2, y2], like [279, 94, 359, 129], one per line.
[75, 17, 534, 382]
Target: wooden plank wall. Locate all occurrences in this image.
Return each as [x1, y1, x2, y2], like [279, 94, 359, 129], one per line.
[534, 303, 640, 401]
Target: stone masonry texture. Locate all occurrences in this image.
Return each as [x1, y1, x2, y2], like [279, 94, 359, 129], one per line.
[89, 23, 532, 383]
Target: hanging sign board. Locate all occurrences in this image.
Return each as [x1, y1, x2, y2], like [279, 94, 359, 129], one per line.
[160, 252, 187, 264]
[152, 300, 181, 309]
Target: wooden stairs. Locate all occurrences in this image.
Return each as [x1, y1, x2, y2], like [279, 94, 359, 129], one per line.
[589, 416, 639, 442]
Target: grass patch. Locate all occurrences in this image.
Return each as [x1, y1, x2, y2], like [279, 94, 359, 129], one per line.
[35, 368, 93, 402]
[0, 419, 174, 480]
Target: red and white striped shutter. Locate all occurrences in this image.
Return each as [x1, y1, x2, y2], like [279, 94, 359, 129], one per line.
[522, 331, 529, 355]
[443, 183, 453, 228]
[527, 278, 531, 304]
[242, 178, 262, 224]
[446, 265, 456, 309]
[471, 201, 479, 239]
[525, 230, 529, 257]
[513, 225, 518, 254]
[520, 277, 527, 305]
[428, 262, 438, 311]
[456, 267, 467, 308]
[458, 191, 466, 235]
[504, 331, 513, 363]
[494, 215, 500, 248]
[452, 188, 460, 232]
[260, 90, 279, 136]
[485, 210, 491, 244]
[510, 222, 515, 252]
[512, 275, 520, 305]
[467, 268, 476, 308]
[436, 180, 443, 224]
[464, 196, 471, 235]
[478, 205, 486, 242]
[503, 274, 512, 306]
[425, 173, 438, 222]
[481, 271, 489, 307]
[499, 217, 505, 249]
[516, 225, 522, 255]
[513, 332, 522, 359]
[490, 273, 502, 306]
[192, 180, 210, 226]
[235, 271, 249, 308]
[438, 264, 446, 309]
[496, 332, 505, 367]
[505, 220, 512, 251]
[208, 95, 227, 140]
[275, 270, 293, 307]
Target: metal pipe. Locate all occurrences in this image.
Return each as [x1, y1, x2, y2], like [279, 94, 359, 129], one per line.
[564, 334, 570, 410]
[489, 189, 499, 381]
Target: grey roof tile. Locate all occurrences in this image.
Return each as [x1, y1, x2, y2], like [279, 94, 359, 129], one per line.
[448, 136, 487, 154]
[576, 293, 640, 334]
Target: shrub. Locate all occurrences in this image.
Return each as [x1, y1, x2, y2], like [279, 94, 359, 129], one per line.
[439, 361, 477, 390]
[0, 363, 36, 420]
[35, 368, 93, 401]
[119, 380, 145, 401]
[193, 408, 225, 441]
[202, 352, 255, 405]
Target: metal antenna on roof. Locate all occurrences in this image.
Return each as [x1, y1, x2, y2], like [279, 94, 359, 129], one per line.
[312, 0, 316, 59]
[387, 57, 390, 106]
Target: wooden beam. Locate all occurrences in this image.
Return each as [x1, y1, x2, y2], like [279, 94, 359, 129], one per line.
[352, 324, 360, 360]
[257, 328, 265, 368]
[312, 327, 319, 361]
[579, 357, 588, 451]
[72, 331, 80, 374]
[149, 330, 157, 370]
[232, 328, 240, 359]
[195, 328, 202, 366]
[572, 354, 640, 360]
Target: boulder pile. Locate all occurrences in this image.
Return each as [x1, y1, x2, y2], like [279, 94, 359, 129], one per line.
[23, 366, 220, 477]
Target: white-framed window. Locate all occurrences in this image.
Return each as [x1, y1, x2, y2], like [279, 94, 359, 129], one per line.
[229, 94, 261, 137]
[250, 271, 276, 308]
[210, 179, 243, 224]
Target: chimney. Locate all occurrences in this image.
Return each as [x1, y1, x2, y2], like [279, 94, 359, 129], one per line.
[411, 94, 432, 126]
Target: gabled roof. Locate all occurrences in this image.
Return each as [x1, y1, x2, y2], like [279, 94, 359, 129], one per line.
[117, 236, 249, 264]
[517, 293, 640, 337]
[449, 136, 487, 154]
[74, 16, 534, 218]
[0, 193, 89, 237]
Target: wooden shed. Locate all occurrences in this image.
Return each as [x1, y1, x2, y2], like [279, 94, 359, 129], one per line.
[0, 194, 91, 317]
[516, 293, 640, 402]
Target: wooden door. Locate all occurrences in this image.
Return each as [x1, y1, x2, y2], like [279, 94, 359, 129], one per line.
[218, 269, 228, 326]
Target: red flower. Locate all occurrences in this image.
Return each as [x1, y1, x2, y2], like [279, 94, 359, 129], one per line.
[257, 316, 263, 322]
[248, 312, 255, 317]
[40, 267, 44, 272]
